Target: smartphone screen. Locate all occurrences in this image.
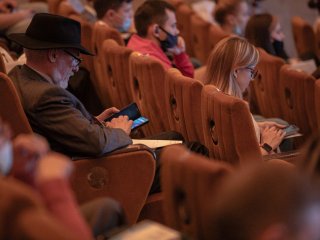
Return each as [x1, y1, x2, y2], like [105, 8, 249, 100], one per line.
[105, 103, 141, 122]
[132, 116, 149, 130]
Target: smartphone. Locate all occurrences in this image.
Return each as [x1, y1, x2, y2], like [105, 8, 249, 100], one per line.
[131, 116, 149, 130]
[105, 103, 141, 122]
[284, 124, 299, 137]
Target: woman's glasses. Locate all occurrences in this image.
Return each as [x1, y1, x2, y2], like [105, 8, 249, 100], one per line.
[245, 67, 258, 80]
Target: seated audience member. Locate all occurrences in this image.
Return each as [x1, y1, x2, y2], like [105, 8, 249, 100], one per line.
[8, 13, 133, 157]
[0, 120, 125, 239]
[93, 0, 133, 43]
[127, 0, 194, 78]
[204, 164, 320, 240]
[245, 13, 289, 61]
[205, 37, 286, 155]
[213, 0, 251, 36]
[0, 121, 92, 239]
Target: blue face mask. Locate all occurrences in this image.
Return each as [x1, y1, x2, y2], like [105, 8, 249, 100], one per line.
[120, 18, 131, 33]
[158, 26, 178, 50]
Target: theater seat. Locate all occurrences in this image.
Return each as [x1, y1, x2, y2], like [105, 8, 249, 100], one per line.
[161, 144, 233, 239]
[0, 72, 159, 224]
[201, 85, 300, 165]
[164, 68, 204, 144]
[279, 64, 318, 142]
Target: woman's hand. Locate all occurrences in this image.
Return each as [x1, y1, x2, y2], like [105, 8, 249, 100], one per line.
[260, 126, 285, 152]
[258, 121, 286, 130]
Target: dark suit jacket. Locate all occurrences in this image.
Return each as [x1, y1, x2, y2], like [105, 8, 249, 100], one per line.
[9, 65, 132, 157]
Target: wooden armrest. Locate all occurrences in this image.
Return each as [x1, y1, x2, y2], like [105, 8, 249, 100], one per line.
[72, 144, 156, 160]
[70, 144, 156, 224]
[263, 150, 301, 165]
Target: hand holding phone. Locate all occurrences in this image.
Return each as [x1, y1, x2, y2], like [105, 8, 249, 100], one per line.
[105, 103, 149, 130]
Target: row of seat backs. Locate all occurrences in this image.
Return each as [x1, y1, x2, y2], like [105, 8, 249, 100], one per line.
[291, 16, 318, 60]
[0, 72, 158, 224]
[167, 0, 229, 64]
[251, 48, 318, 143]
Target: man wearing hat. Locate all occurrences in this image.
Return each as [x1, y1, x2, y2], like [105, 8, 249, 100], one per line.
[8, 13, 133, 157]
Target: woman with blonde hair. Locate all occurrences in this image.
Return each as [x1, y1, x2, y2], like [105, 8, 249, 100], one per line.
[205, 36, 286, 155]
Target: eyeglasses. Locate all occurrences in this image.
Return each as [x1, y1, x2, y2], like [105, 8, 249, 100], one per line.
[245, 67, 258, 80]
[63, 49, 82, 67]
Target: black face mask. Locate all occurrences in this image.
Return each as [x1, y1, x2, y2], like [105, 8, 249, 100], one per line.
[158, 26, 178, 51]
[272, 40, 289, 60]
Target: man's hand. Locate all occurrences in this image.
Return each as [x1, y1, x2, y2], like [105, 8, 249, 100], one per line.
[106, 115, 133, 135]
[167, 36, 186, 55]
[96, 107, 120, 122]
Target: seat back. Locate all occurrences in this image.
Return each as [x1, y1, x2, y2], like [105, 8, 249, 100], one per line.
[0, 51, 6, 74]
[291, 16, 317, 60]
[129, 52, 170, 135]
[175, 3, 194, 56]
[208, 24, 229, 52]
[252, 48, 285, 118]
[69, 14, 95, 81]
[56, 0, 77, 17]
[315, 81, 320, 129]
[165, 68, 204, 143]
[47, 0, 62, 14]
[279, 65, 318, 140]
[0, 73, 32, 137]
[201, 85, 262, 165]
[190, 14, 211, 64]
[92, 22, 124, 107]
[102, 39, 133, 108]
[161, 145, 233, 239]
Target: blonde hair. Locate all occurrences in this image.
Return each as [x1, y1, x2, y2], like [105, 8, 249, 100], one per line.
[205, 36, 259, 99]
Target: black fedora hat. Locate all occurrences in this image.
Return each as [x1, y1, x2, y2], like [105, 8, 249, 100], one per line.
[8, 13, 93, 55]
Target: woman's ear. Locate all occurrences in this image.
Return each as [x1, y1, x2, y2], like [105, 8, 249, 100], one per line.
[233, 69, 238, 79]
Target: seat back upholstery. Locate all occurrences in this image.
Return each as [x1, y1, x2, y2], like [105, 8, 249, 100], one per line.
[291, 16, 317, 60]
[201, 85, 262, 165]
[161, 145, 233, 239]
[92, 21, 124, 107]
[208, 24, 229, 53]
[69, 14, 95, 83]
[56, 0, 77, 17]
[279, 65, 318, 140]
[0, 73, 32, 137]
[252, 48, 285, 118]
[175, 3, 194, 56]
[102, 39, 133, 108]
[129, 52, 170, 135]
[0, 52, 6, 74]
[47, 0, 62, 14]
[190, 14, 211, 64]
[315, 21, 320, 60]
[165, 68, 204, 143]
[315, 81, 320, 129]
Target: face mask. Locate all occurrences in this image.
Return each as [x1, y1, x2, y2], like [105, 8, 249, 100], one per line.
[119, 18, 131, 33]
[233, 25, 243, 36]
[0, 141, 13, 176]
[158, 26, 178, 51]
[272, 40, 284, 52]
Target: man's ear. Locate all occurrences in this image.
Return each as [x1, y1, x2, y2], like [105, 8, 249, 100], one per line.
[105, 9, 116, 19]
[151, 24, 160, 37]
[48, 49, 57, 63]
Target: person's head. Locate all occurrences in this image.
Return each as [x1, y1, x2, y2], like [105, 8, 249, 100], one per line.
[204, 164, 320, 240]
[205, 36, 259, 98]
[8, 13, 92, 89]
[134, 0, 179, 49]
[245, 13, 285, 55]
[94, 0, 133, 32]
[214, 0, 251, 36]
